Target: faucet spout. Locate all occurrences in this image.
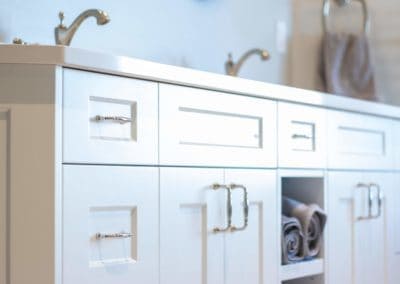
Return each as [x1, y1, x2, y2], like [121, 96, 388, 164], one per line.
[55, 9, 110, 46]
[225, 48, 270, 77]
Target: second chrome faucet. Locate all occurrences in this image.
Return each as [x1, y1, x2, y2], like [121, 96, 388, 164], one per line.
[55, 9, 110, 46]
[225, 48, 270, 77]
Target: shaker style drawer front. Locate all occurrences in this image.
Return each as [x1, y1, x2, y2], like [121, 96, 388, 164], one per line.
[278, 103, 327, 168]
[63, 69, 158, 164]
[327, 110, 394, 169]
[159, 84, 277, 167]
[63, 166, 159, 284]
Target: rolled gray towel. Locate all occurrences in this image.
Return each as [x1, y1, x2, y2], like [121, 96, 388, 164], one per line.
[282, 215, 305, 265]
[282, 197, 327, 258]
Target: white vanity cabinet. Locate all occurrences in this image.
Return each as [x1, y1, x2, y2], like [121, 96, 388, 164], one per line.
[327, 171, 392, 284]
[62, 165, 159, 284]
[160, 168, 278, 284]
[2, 46, 400, 284]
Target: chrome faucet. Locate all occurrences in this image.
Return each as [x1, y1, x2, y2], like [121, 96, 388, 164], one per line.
[55, 9, 110, 46]
[225, 48, 270, 76]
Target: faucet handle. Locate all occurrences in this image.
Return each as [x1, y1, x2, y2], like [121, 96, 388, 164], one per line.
[58, 11, 66, 28]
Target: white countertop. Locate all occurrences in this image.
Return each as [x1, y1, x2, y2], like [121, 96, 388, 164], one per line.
[1, 44, 399, 119]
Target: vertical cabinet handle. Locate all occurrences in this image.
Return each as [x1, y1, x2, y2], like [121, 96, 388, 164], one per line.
[229, 184, 249, 232]
[356, 182, 383, 221]
[368, 183, 383, 219]
[356, 183, 371, 221]
[212, 184, 232, 233]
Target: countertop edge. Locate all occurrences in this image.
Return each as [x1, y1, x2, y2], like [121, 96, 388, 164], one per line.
[1, 44, 400, 120]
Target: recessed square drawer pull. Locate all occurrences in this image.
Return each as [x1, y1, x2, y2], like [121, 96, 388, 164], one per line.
[94, 115, 132, 125]
[95, 232, 134, 240]
[292, 134, 312, 140]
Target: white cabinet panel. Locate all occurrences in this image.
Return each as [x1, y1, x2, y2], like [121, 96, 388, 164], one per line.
[327, 171, 389, 284]
[386, 174, 400, 284]
[159, 84, 277, 167]
[160, 167, 278, 284]
[160, 168, 225, 284]
[224, 169, 278, 284]
[278, 102, 327, 168]
[0, 110, 8, 284]
[63, 69, 158, 165]
[327, 110, 394, 169]
[63, 165, 158, 284]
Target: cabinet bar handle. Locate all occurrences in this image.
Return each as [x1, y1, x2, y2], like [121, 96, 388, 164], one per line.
[369, 183, 383, 219]
[212, 184, 232, 233]
[95, 232, 133, 240]
[292, 134, 312, 139]
[94, 115, 132, 124]
[230, 184, 249, 232]
[356, 182, 371, 221]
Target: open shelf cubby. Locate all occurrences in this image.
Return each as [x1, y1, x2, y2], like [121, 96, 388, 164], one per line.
[280, 172, 326, 284]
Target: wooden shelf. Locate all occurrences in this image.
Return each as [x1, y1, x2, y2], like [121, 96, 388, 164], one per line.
[280, 259, 324, 282]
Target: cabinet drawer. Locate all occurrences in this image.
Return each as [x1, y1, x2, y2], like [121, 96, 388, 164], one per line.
[63, 165, 159, 284]
[278, 103, 327, 168]
[159, 84, 277, 167]
[327, 110, 394, 169]
[63, 69, 158, 164]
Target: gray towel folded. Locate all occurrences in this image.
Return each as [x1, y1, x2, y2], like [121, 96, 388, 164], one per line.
[320, 32, 378, 101]
[282, 197, 327, 258]
[282, 215, 305, 265]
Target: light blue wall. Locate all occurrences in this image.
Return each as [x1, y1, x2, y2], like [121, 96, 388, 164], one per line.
[0, 0, 292, 83]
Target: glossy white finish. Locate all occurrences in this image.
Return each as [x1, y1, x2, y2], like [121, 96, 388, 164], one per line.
[327, 172, 390, 284]
[63, 165, 159, 284]
[1, 45, 400, 119]
[63, 69, 158, 165]
[160, 168, 278, 284]
[278, 102, 327, 168]
[159, 84, 277, 167]
[0, 109, 8, 284]
[327, 110, 394, 169]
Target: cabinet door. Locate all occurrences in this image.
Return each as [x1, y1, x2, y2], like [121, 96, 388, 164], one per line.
[160, 168, 225, 284]
[327, 172, 388, 284]
[0, 110, 8, 284]
[224, 169, 278, 284]
[386, 174, 400, 284]
[63, 166, 159, 284]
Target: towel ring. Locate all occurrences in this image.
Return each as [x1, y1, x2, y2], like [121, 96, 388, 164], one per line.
[322, 0, 370, 35]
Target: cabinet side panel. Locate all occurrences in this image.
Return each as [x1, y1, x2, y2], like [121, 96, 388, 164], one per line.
[0, 64, 61, 284]
[0, 110, 9, 284]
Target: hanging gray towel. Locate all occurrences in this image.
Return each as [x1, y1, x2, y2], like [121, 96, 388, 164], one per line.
[320, 32, 378, 101]
[282, 197, 327, 258]
[282, 215, 305, 265]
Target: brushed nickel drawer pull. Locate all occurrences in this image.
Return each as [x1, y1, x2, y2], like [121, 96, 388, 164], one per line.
[95, 232, 133, 240]
[212, 183, 232, 233]
[230, 184, 249, 232]
[94, 115, 132, 124]
[292, 134, 312, 140]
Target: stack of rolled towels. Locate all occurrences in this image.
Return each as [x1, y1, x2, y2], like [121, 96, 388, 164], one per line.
[281, 196, 327, 265]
